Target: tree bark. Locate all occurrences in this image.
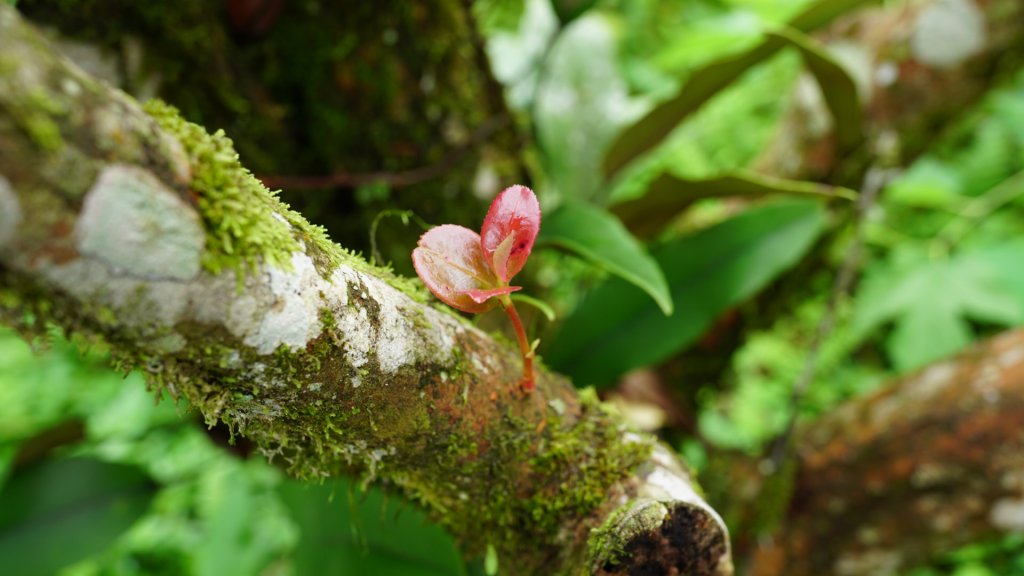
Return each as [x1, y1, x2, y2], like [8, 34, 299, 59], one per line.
[0, 5, 730, 575]
[750, 329, 1024, 575]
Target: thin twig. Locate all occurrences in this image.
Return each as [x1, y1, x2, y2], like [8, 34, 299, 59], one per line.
[766, 166, 890, 470]
[258, 116, 509, 191]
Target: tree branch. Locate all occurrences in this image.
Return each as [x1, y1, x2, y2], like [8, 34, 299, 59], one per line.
[750, 329, 1024, 575]
[0, 6, 730, 575]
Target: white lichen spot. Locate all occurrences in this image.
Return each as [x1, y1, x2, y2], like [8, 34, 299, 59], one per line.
[150, 332, 186, 353]
[0, 175, 21, 248]
[911, 462, 959, 488]
[641, 444, 729, 545]
[998, 344, 1024, 369]
[338, 306, 372, 368]
[911, 0, 985, 68]
[242, 251, 326, 354]
[912, 361, 957, 399]
[77, 164, 204, 280]
[61, 77, 81, 97]
[41, 258, 189, 328]
[157, 131, 192, 185]
[308, 382, 322, 392]
[362, 275, 418, 372]
[875, 61, 899, 87]
[327, 269, 349, 307]
[974, 361, 1001, 397]
[991, 497, 1024, 531]
[835, 548, 902, 576]
[226, 292, 262, 341]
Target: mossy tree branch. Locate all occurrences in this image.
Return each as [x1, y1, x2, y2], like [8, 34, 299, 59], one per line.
[0, 6, 730, 575]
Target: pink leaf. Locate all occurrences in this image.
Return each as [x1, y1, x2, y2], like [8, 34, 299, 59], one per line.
[481, 185, 541, 282]
[412, 225, 500, 313]
[460, 286, 521, 304]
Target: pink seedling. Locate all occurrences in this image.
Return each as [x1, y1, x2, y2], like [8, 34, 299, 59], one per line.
[412, 185, 541, 392]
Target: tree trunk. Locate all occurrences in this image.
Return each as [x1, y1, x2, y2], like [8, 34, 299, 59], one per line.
[0, 5, 730, 575]
[752, 329, 1024, 575]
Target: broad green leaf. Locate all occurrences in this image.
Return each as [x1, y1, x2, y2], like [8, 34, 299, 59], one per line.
[280, 478, 464, 576]
[602, 0, 875, 178]
[551, 0, 598, 25]
[544, 200, 826, 386]
[535, 13, 646, 204]
[976, 240, 1024, 313]
[853, 246, 1024, 372]
[538, 202, 673, 315]
[0, 444, 15, 493]
[602, 41, 781, 179]
[193, 461, 289, 576]
[767, 27, 863, 149]
[610, 171, 854, 237]
[0, 457, 156, 576]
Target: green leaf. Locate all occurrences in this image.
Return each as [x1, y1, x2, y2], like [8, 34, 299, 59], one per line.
[885, 158, 964, 209]
[538, 202, 673, 315]
[484, 543, 499, 575]
[474, 0, 527, 33]
[610, 171, 854, 237]
[280, 478, 465, 576]
[767, 27, 863, 149]
[853, 246, 1024, 372]
[0, 457, 156, 576]
[535, 14, 645, 204]
[544, 200, 827, 386]
[602, 0, 875, 178]
[551, 0, 598, 25]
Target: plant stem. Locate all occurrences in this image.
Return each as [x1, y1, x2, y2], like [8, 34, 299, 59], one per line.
[502, 300, 534, 392]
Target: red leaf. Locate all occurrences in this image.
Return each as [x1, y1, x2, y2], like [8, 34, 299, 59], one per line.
[461, 286, 521, 304]
[412, 225, 500, 313]
[481, 185, 541, 282]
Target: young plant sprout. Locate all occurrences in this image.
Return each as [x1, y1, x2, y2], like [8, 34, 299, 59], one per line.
[412, 185, 541, 392]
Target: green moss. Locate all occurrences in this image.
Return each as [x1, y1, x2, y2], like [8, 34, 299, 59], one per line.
[141, 101, 444, 308]
[0, 43, 66, 152]
[586, 505, 633, 568]
[430, 388, 653, 566]
[20, 88, 64, 151]
[143, 100, 300, 279]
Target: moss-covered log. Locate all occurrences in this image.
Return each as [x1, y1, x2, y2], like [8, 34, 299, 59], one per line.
[746, 329, 1024, 575]
[0, 6, 730, 575]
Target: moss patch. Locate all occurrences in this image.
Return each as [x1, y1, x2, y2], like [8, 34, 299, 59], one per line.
[143, 100, 300, 278]
[429, 388, 653, 570]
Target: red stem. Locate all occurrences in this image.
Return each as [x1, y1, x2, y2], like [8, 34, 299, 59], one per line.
[503, 301, 534, 392]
